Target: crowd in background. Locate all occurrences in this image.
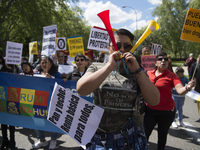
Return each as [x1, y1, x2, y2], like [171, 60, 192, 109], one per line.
[0, 42, 199, 149]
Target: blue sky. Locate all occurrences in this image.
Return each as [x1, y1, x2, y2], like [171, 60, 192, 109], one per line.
[73, 0, 162, 33]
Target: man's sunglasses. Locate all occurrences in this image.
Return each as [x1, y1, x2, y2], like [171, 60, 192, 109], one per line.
[75, 59, 85, 62]
[116, 43, 133, 51]
[157, 57, 169, 61]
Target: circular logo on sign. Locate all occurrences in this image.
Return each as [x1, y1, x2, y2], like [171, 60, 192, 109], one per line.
[57, 39, 65, 49]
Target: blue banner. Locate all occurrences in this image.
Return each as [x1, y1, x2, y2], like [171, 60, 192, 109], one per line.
[0, 72, 93, 134]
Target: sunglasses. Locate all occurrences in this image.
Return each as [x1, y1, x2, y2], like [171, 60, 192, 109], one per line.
[75, 59, 85, 62]
[157, 57, 169, 61]
[116, 43, 133, 51]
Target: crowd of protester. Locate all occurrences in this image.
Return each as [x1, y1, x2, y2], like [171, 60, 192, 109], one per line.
[0, 29, 199, 150]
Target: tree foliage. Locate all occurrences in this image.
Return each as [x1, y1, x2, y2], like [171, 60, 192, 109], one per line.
[135, 0, 200, 58]
[0, 0, 91, 57]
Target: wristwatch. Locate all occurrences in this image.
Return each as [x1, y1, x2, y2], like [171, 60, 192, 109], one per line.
[134, 67, 143, 74]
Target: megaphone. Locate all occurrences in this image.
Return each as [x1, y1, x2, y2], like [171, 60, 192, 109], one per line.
[130, 20, 159, 53]
[97, 10, 118, 51]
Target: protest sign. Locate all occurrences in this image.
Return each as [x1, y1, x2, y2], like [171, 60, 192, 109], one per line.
[141, 55, 156, 71]
[67, 36, 85, 58]
[48, 83, 104, 145]
[181, 8, 200, 43]
[56, 37, 66, 51]
[5, 41, 23, 65]
[87, 26, 109, 52]
[42, 25, 57, 55]
[29, 54, 34, 63]
[29, 41, 38, 54]
[0, 72, 93, 134]
[186, 90, 200, 116]
[58, 65, 74, 74]
[151, 43, 162, 55]
[186, 90, 200, 101]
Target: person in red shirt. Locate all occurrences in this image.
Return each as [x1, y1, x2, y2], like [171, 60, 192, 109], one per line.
[144, 52, 195, 150]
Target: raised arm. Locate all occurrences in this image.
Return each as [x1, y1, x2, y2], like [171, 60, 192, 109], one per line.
[77, 52, 122, 96]
[175, 79, 195, 95]
[124, 53, 160, 106]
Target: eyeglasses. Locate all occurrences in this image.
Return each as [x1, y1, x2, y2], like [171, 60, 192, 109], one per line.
[116, 43, 133, 51]
[75, 59, 85, 62]
[157, 57, 169, 61]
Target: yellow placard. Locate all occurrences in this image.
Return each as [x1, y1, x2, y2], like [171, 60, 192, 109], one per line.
[181, 8, 200, 43]
[29, 42, 38, 54]
[67, 36, 85, 58]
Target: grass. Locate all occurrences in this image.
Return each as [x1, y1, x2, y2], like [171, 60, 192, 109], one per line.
[171, 61, 186, 67]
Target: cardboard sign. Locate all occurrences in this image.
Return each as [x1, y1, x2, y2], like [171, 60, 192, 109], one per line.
[58, 65, 74, 74]
[87, 26, 109, 52]
[56, 37, 66, 51]
[151, 43, 162, 55]
[141, 55, 156, 71]
[42, 25, 57, 55]
[67, 36, 85, 58]
[5, 41, 23, 65]
[181, 8, 200, 43]
[47, 83, 104, 145]
[29, 41, 38, 54]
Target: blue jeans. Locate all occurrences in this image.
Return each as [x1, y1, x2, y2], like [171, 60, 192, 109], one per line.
[172, 95, 185, 122]
[35, 130, 57, 140]
[86, 117, 148, 150]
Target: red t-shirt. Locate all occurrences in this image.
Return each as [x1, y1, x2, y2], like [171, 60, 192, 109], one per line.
[147, 69, 181, 110]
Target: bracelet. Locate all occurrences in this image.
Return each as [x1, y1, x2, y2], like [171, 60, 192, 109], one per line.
[185, 85, 191, 91]
[134, 67, 143, 74]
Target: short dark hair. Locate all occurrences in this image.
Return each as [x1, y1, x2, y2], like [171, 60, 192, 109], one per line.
[74, 53, 86, 61]
[142, 46, 151, 50]
[114, 29, 134, 42]
[175, 67, 184, 73]
[155, 51, 167, 61]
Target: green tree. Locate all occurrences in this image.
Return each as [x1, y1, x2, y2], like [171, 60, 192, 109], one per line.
[0, 0, 80, 56]
[152, 0, 189, 58]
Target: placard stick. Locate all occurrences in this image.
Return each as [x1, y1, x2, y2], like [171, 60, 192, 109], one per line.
[192, 62, 199, 80]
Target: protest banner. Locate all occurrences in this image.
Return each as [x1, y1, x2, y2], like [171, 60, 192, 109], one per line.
[47, 83, 104, 145]
[29, 41, 38, 55]
[181, 8, 200, 43]
[151, 43, 162, 55]
[42, 25, 57, 55]
[58, 65, 74, 74]
[0, 72, 93, 134]
[56, 37, 66, 51]
[5, 41, 23, 65]
[67, 36, 85, 58]
[87, 26, 109, 52]
[141, 55, 156, 71]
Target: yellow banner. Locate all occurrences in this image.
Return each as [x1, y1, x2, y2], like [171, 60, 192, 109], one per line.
[181, 8, 200, 43]
[67, 36, 85, 58]
[29, 42, 38, 54]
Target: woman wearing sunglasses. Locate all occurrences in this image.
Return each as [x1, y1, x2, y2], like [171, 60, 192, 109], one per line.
[67, 53, 87, 81]
[143, 52, 195, 150]
[77, 29, 160, 150]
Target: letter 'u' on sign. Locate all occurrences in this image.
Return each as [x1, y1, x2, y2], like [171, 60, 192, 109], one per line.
[181, 8, 200, 43]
